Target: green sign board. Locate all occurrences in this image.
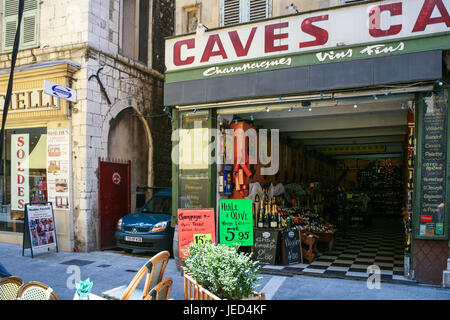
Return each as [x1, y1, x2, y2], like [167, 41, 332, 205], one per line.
[219, 199, 254, 246]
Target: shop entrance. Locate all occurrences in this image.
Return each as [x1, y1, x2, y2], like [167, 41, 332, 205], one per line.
[216, 92, 415, 281]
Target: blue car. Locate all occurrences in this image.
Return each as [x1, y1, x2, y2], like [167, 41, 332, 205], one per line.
[115, 189, 173, 255]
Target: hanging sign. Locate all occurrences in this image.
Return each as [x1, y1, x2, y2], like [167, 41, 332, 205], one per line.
[44, 80, 77, 103]
[178, 208, 215, 258]
[11, 134, 29, 211]
[219, 199, 253, 246]
[22, 202, 59, 258]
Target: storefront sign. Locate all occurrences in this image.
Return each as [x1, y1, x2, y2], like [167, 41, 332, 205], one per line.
[11, 134, 29, 211]
[46, 128, 70, 210]
[219, 199, 253, 246]
[0, 88, 57, 113]
[254, 229, 279, 265]
[166, 0, 450, 73]
[418, 90, 448, 237]
[178, 208, 215, 258]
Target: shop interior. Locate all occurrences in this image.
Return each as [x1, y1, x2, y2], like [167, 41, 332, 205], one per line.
[215, 92, 415, 278]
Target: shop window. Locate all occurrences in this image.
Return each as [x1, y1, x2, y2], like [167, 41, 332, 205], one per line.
[178, 110, 210, 209]
[0, 127, 47, 233]
[221, 0, 272, 26]
[1, 0, 40, 53]
[120, 0, 149, 64]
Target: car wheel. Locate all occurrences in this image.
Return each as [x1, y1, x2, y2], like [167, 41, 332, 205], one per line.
[124, 249, 133, 254]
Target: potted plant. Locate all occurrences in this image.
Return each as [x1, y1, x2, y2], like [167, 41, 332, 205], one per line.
[183, 242, 265, 300]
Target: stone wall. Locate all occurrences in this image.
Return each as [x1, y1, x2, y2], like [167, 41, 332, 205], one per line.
[0, 0, 174, 252]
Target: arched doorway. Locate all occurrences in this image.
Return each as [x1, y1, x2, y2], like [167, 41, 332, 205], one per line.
[107, 107, 151, 211]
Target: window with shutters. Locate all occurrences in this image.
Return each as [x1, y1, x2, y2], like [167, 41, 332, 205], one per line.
[119, 0, 149, 64]
[221, 0, 271, 26]
[1, 0, 40, 53]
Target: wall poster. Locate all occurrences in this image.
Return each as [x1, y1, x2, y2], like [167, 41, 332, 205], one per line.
[46, 128, 70, 210]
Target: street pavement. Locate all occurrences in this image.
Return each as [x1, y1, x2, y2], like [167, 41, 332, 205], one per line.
[1, 242, 450, 300]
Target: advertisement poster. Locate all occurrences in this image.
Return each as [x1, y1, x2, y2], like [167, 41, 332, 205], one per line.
[219, 199, 254, 247]
[26, 204, 57, 250]
[47, 128, 70, 210]
[178, 208, 215, 258]
[11, 134, 29, 211]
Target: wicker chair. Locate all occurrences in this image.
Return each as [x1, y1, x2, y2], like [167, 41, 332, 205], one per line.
[144, 278, 172, 300]
[120, 250, 170, 300]
[17, 281, 59, 300]
[0, 276, 23, 300]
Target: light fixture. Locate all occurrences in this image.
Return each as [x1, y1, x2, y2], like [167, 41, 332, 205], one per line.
[163, 106, 167, 112]
[308, 105, 312, 111]
[373, 94, 378, 100]
[193, 108, 197, 114]
[250, 115, 254, 121]
[435, 80, 443, 86]
[401, 103, 406, 110]
[265, 106, 270, 112]
[354, 103, 358, 109]
[288, 106, 293, 112]
[385, 91, 391, 96]
[334, 100, 339, 107]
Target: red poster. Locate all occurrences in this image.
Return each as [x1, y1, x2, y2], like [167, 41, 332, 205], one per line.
[178, 208, 215, 258]
[420, 215, 433, 223]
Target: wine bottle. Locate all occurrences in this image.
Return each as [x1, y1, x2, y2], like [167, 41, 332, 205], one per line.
[270, 205, 277, 228]
[257, 206, 264, 228]
[263, 205, 269, 228]
[277, 210, 282, 229]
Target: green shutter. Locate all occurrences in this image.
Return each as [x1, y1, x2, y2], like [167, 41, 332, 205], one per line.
[2, 0, 39, 53]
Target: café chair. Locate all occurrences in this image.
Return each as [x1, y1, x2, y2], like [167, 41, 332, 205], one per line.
[120, 250, 170, 300]
[0, 276, 23, 300]
[17, 281, 59, 300]
[144, 277, 173, 300]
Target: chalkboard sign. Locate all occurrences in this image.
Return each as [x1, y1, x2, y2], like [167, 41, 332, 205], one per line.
[418, 90, 448, 238]
[282, 230, 301, 265]
[22, 202, 58, 258]
[253, 229, 279, 265]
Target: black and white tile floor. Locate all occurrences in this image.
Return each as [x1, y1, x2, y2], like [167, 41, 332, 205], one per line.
[261, 221, 415, 284]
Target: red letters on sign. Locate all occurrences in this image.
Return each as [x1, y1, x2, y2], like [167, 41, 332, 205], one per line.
[173, 39, 195, 66]
[265, 22, 289, 53]
[300, 15, 329, 48]
[18, 187, 24, 197]
[413, 0, 450, 32]
[17, 149, 25, 159]
[201, 34, 228, 63]
[17, 136, 25, 147]
[228, 27, 257, 57]
[369, 3, 403, 37]
[17, 174, 25, 184]
[18, 199, 24, 209]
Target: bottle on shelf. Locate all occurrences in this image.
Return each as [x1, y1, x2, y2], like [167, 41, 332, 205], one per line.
[263, 205, 269, 228]
[258, 205, 264, 228]
[270, 204, 277, 228]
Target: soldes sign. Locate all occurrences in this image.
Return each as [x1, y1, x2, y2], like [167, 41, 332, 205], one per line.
[165, 0, 450, 72]
[11, 134, 29, 211]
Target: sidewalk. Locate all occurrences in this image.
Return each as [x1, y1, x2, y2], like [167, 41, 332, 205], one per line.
[1, 242, 449, 300]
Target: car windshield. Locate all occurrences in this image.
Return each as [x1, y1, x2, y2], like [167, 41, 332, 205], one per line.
[141, 196, 171, 214]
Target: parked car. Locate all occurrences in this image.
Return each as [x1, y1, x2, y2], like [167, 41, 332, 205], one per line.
[115, 188, 173, 255]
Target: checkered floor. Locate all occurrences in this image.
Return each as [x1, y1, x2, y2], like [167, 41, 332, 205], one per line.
[261, 218, 414, 283]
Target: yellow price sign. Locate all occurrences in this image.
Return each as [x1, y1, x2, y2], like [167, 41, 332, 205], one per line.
[193, 234, 212, 244]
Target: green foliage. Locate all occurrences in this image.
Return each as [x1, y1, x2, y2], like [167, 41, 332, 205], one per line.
[184, 242, 261, 300]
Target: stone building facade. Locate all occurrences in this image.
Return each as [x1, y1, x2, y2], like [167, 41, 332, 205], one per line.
[0, 0, 173, 252]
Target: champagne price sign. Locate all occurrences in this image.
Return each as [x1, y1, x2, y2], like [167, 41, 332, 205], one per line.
[178, 209, 215, 258]
[219, 199, 253, 246]
[194, 234, 212, 244]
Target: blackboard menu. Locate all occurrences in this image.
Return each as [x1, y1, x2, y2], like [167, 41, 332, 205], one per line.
[282, 230, 301, 265]
[419, 90, 448, 237]
[253, 229, 279, 265]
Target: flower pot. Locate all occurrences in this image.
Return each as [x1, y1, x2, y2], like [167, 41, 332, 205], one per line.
[183, 273, 265, 300]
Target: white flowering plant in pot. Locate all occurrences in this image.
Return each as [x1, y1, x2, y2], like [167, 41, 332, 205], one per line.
[183, 242, 262, 300]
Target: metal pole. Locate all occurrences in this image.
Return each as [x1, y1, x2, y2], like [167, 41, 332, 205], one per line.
[0, 0, 25, 167]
